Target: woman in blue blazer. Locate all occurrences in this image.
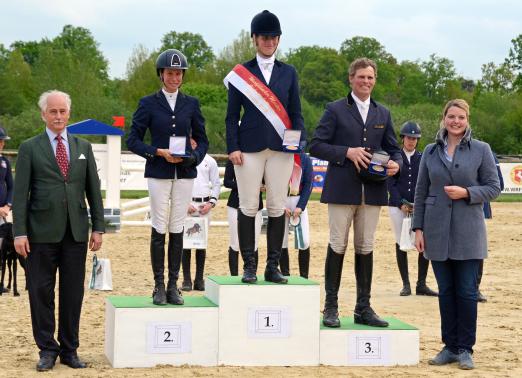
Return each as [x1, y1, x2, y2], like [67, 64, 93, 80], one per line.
[127, 49, 208, 306]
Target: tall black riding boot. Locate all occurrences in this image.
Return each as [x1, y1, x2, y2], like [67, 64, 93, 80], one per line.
[254, 249, 259, 271]
[395, 244, 411, 296]
[477, 259, 487, 302]
[416, 253, 438, 296]
[166, 232, 184, 305]
[150, 228, 167, 305]
[193, 249, 206, 291]
[228, 247, 239, 276]
[238, 210, 257, 283]
[298, 248, 310, 279]
[354, 252, 388, 327]
[181, 249, 192, 291]
[279, 248, 290, 276]
[264, 215, 287, 283]
[323, 245, 344, 327]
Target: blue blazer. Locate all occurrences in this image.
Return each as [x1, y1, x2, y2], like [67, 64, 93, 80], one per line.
[0, 155, 13, 207]
[309, 93, 402, 206]
[127, 90, 209, 179]
[225, 58, 305, 154]
[295, 153, 313, 210]
[388, 149, 422, 207]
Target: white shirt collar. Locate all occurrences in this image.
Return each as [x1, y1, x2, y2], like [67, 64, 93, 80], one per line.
[162, 88, 178, 99]
[46, 127, 68, 142]
[351, 92, 370, 108]
[256, 53, 275, 67]
[403, 148, 416, 160]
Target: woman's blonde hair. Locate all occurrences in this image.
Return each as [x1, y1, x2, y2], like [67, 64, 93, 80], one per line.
[440, 98, 470, 129]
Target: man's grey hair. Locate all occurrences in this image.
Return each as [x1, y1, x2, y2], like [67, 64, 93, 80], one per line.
[38, 90, 72, 112]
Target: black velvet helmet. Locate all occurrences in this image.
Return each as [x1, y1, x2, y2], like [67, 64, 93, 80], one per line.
[400, 121, 422, 139]
[155, 49, 188, 77]
[251, 10, 282, 37]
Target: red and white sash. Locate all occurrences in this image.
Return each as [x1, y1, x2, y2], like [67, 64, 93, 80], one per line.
[224, 64, 302, 195]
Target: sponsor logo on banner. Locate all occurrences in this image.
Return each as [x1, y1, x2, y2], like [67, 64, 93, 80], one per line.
[510, 165, 522, 186]
[311, 157, 328, 193]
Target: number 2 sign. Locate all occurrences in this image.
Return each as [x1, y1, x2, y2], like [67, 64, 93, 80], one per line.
[146, 322, 192, 354]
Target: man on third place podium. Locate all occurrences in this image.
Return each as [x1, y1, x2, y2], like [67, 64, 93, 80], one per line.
[310, 58, 402, 328]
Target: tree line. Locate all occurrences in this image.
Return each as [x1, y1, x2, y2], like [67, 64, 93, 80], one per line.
[1, 25, 521, 155]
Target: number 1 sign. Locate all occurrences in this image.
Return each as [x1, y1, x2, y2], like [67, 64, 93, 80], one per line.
[247, 307, 291, 338]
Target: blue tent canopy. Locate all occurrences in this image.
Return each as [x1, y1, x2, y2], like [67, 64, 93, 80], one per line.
[67, 119, 124, 136]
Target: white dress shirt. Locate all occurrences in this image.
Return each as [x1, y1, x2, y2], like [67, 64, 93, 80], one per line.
[256, 53, 275, 84]
[162, 88, 178, 111]
[351, 92, 371, 124]
[192, 154, 221, 205]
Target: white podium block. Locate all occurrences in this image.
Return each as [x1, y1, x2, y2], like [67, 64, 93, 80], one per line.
[205, 275, 320, 366]
[320, 317, 419, 366]
[105, 296, 218, 367]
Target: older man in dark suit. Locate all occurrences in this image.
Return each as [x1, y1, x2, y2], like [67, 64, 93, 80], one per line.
[310, 58, 402, 328]
[13, 90, 105, 371]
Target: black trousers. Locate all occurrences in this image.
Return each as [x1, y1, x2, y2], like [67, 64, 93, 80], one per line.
[26, 223, 88, 358]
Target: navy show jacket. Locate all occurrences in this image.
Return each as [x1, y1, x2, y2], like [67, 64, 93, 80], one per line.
[388, 149, 422, 207]
[0, 155, 13, 207]
[225, 58, 305, 154]
[294, 152, 313, 210]
[309, 93, 402, 206]
[127, 90, 208, 179]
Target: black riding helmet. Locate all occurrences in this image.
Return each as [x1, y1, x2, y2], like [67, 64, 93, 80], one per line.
[0, 125, 10, 141]
[155, 49, 189, 77]
[400, 121, 422, 139]
[251, 10, 282, 37]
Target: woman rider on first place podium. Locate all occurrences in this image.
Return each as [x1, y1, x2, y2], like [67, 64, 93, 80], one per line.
[225, 10, 306, 284]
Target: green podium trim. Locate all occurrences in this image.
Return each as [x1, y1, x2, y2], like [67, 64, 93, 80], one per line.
[108, 295, 217, 308]
[320, 316, 418, 330]
[207, 275, 319, 285]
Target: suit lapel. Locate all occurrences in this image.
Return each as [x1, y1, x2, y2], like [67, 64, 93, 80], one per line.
[268, 60, 281, 87]
[173, 92, 187, 115]
[67, 133, 78, 177]
[36, 132, 62, 177]
[365, 103, 378, 127]
[246, 58, 267, 85]
[345, 97, 365, 128]
[155, 90, 174, 114]
[436, 145, 453, 173]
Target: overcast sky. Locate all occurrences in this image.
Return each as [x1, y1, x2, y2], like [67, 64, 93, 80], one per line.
[1, 0, 520, 80]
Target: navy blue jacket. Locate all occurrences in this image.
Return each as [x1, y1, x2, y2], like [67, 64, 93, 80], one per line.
[0, 155, 13, 207]
[388, 149, 421, 207]
[294, 153, 313, 210]
[224, 160, 263, 210]
[225, 58, 305, 154]
[127, 90, 209, 179]
[309, 94, 402, 206]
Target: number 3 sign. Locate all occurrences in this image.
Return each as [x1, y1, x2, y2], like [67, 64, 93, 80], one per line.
[348, 334, 391, 365]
